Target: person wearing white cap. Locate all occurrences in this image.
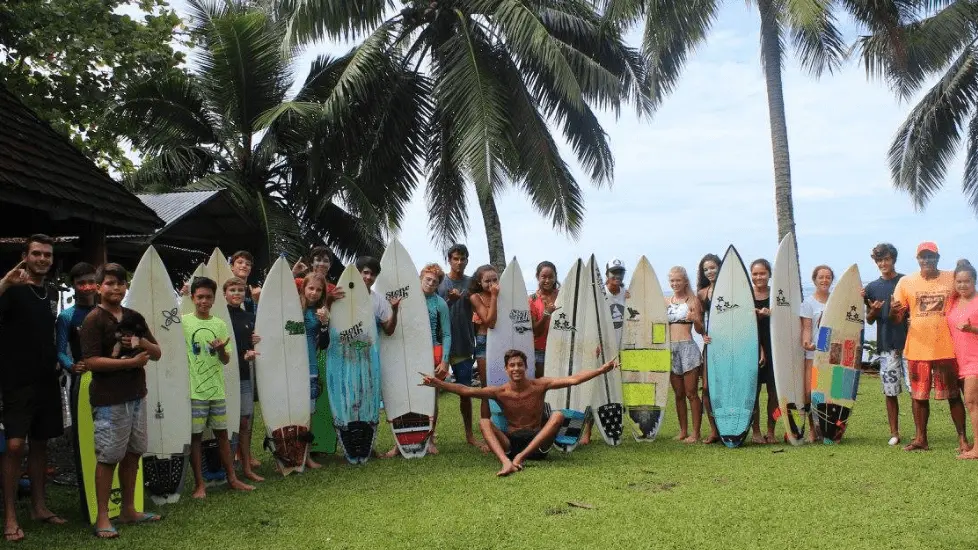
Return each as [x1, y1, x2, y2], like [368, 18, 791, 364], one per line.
[605, 258, 628, 349]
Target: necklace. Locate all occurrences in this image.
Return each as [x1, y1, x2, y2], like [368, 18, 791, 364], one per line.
[28, 282, 48, 301]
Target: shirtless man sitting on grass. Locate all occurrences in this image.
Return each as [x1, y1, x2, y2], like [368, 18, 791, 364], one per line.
[420, 349, 617, 476]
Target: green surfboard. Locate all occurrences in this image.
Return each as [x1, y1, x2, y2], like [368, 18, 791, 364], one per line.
[310, 351, 337, 453]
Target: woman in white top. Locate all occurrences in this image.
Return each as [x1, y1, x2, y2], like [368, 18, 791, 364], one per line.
[666, 266, 706, 443]
[800, 265, 834, 443]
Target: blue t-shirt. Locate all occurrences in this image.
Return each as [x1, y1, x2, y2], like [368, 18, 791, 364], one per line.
[56, 304, 94, 372]
[864, 274, 909, 353]
[304, 308, 320, 378]
[425, 293, 451, 364]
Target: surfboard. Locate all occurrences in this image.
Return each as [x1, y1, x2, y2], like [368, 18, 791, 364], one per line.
[376, 239, 436, 458]
[199, 252, 240, 483]
[485, 258, 535, 431]
[180, 263, 205, 315]
[126, 246, 191, 504]
[254, 256, 311, 475]
[620, 256, 671, 441]
[706, 245, 759, 448]
[543, 259, 594, 452]
[327, 264, 382, 464]
[771, 233, 807, 445]
[587, 255, 624, 446]
[72, 371, 144, 524]
[811, 264, 863, 444]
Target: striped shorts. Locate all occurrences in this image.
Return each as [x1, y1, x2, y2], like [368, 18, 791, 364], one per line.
[191, 399, 227, 434]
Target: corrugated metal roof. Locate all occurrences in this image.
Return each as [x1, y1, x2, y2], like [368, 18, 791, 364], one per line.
[0, 85, 163, 233]
[137, 190, 222, 228]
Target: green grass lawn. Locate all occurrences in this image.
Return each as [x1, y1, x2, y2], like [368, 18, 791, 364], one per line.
[20, 375, 978, 549]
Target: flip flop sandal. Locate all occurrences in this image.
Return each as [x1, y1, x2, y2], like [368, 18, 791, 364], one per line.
[93, 526, 119, 539]
[118, 512, 162, 525]
[34, 515, 67, 525]
[4, 527, 24, 542]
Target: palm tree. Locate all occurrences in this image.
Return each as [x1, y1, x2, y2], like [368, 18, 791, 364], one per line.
[109, 0, 426, 268]
[278, 0, 654, 268]
[605, 0, 849, 272]
[857, 0, 978, 213]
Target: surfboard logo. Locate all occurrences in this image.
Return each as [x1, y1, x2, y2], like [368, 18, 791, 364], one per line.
[155, 401, 164, 419]
[339, 321, 367, 344]
[845, 306, 863, 324]
[552, 312, 575, 332]
[775, 289, 790, 307]
[510, 309, 531, 334]
[626, 307, 641, 320]
[285, 320, 305, 335]
[714, 297, 739, 314]
[160, 307, 180, 331]
[386, 286, 410, 301]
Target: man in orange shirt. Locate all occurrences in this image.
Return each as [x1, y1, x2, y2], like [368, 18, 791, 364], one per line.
[891, 241, 970, 452]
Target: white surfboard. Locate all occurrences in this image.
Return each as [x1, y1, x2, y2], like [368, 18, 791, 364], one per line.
[811, 264, 863, 444]
[486, 258, 535, 429]
[621, 256, 671, 442]
[586, 255, 624, 446]
[543, 259, 595, 452]
[126, 246, 191, 504]
[326, 264, 382, 464]
[376, 239, 436, 458]
[180, 263, 205, 315]
[208, 248, 236, 290]
[255, 256, 311, 475]
[771, 233, 807, 445]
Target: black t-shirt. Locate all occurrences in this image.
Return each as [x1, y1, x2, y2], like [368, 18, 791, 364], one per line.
[864, 275, 908, 353]
[80, 306, 154, 407]
[755, 296, 772, 369]
[437, 275, 474, 358]
[0, 283, 59, 389]
[228, 305, 255, 381]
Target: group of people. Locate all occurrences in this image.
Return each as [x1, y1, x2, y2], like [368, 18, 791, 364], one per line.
[1, 235, 977, 541]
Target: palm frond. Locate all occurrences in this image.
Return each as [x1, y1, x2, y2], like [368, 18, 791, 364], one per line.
[784, 0, 847, 76]
[962, 110, 978, 213]
[278, 0, 388, 45]
[889, 45, 978, 209]
[425, 109, 471, 247]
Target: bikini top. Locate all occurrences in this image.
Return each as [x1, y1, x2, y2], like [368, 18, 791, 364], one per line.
[667, 299, 693, 324]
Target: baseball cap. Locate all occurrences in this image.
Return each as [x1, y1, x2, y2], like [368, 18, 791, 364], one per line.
[606, 258, 626, 272]
[916, 241, 939, 255]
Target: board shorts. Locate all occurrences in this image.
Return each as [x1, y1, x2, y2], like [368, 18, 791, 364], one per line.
[879, 351, 910, 397]
[908, 359, 960, 401]
[93, 397, 148, 464]
[450, 357, 474, 387]
[240, 379, 254, 417]
[191, 398, 227, 434]
[670, 340, 701, 376]
[1, 380, 63, 440]
[534, 349, 546, 365]
[474, 334, 487, 359]
[757, 364, 776, 391]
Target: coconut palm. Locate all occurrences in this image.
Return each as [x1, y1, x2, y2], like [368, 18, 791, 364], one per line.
[279, 0, 654, 268]
[857, 0, 978, 213]
[109, 0, 427, 267]
[603, 0, 851, 267]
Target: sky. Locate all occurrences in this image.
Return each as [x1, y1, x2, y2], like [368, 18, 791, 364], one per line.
[160, 1, 976, 291]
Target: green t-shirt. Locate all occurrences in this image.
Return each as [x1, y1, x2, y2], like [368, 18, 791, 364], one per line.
[182, 313, 233, 400]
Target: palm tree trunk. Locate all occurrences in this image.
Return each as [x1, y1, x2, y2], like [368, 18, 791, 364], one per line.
[758, 0, 804, 298]
[477, 186, 507, 271]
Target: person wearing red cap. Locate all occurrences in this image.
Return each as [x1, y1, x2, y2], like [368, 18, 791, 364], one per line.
[891, 241, 970, 452]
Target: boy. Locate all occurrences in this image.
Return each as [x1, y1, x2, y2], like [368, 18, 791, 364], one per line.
[229, 251, 261, 313]
[421, 350, 618, 476]
[224, 277, 263, 481]
[356, 256, 400, 336]
[79, 263, 163, 538]
[183, 276, 255, 498]
[56, 262, 98, 376]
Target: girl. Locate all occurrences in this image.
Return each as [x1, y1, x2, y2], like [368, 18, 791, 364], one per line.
[666, 266, 705, 443]
[529, 261, 559, 379]
[697, 253, 722, 443]
[948, 260, 978, 460]
[750, 259, 778, 444]
[801, 264, 834, 443]
[469, 265, 500, 387]
[301, 272, 329, 469]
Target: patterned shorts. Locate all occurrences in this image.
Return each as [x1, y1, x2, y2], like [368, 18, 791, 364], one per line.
[908, 359, 960, 401]
[191, 399, 227, 434]
[878, 351, 909, 397]
[93, 398, 148, 464]
[670, 340, 702, 376]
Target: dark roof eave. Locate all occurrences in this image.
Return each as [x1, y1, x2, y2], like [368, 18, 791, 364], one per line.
[2, 188, 162, 234]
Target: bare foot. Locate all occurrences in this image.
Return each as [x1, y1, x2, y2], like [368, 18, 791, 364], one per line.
[681, 435, 698, 444]
[958, 440, 972, 453]
[751, 432, 765, 445]
[243, 470, 265, 482]
[496, 462, 519, 477]
[466, 437, 490, 454]
[31, 510, 67, 525]
[249, 457, 261, 468]
[903, 441, 930, 452]
[228, 479, 256, 491]
[191, 485, 206, 499]
[379, 447, 400, 459]
[956, 449, 978, 460]
[305, 457, 322, 469]
[673, 432, 688, 441]
[427, 441, 439, 455]
[702, 434, 720, 444]
[765, 433, 776, 444]
[580, 433, 591, 445]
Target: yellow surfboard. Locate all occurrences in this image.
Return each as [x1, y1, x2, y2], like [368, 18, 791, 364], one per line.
[72, 371, 144, 524]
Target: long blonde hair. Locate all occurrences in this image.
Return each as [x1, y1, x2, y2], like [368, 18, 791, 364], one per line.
[669, 266, 694, 299]
[300, 272, 327, 311]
